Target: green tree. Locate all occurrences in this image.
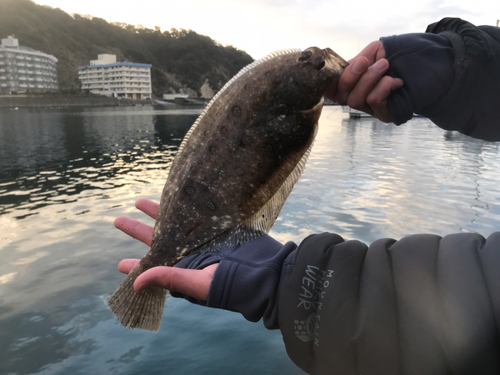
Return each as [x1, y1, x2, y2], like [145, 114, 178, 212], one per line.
[0, 0, 254, 95]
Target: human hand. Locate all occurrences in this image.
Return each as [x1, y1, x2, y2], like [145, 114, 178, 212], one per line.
[326, 41, 404, 122]
[115, 199, 293, 324]
[114, 198, 217, 301]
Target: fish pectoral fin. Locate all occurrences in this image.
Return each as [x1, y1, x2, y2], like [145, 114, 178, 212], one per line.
[246, 104, 289, 128]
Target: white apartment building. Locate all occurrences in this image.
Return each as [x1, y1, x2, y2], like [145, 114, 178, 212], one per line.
[0, 36, 58, 93]
[78, 54, 152, 100]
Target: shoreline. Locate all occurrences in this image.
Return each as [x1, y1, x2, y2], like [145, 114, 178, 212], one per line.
[0, 94, 153, 108]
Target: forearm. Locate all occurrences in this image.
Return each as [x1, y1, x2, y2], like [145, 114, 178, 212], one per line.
[277, 231, 500, 374]
[278, 233, 368, 374]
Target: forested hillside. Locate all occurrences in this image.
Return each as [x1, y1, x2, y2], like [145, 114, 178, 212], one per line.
[0, 0, 254, 96]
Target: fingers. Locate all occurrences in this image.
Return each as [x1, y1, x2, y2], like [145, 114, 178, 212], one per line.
[326, 40, 402, 121]
[114, 199, 159, 245]
[114, 216, 154, 246]
[335, 55, 404, 122]
[116, 257, 218, 302]
[326, 56, 369, 103]
[117, 258, 140, 274]
[367, 76, 404, 122]
[134, 264, 218, 301]
[344, 58, 390, 112]
[135, 198, 159, 219]
[356, 40, 386, 64]
[326, 40, 386, 104]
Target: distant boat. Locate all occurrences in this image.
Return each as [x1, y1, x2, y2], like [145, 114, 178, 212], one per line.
[342, 106, 371, 118]
[153, 99, 177, 106]
[323, 98, 340, 106]
[154, 95, 208, 107]
[342, 106, 425, 119]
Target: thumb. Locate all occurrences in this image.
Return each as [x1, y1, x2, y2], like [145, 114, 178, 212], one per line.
[133, 264, 218, 301]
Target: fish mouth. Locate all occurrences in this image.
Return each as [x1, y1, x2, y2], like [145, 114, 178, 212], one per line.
[322, 47, 349, 71]
[299, 47, 348, 72]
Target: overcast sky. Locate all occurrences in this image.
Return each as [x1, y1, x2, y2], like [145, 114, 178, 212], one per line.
[33, 0, 499, 60]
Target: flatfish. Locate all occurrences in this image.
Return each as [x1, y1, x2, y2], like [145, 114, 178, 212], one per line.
[108, 47, 347, 331]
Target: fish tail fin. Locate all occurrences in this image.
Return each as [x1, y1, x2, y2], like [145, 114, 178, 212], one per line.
[108, 265, 167, 332]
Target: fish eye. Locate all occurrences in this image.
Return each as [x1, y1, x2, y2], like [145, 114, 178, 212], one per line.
[313, 55, 325, 70]
[298, 50, 312, 62]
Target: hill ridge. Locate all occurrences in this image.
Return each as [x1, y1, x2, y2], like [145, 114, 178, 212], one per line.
[0, 0, 254, 96]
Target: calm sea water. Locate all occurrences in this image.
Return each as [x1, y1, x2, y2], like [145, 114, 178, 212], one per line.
[0, 105, 499, 375]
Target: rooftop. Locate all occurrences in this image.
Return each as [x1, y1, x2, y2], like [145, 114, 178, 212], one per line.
[78, 62, 152, 69]
[1, 35, 58, 62]
[78, 54, 151, 70]
[1, 35, 19, 48]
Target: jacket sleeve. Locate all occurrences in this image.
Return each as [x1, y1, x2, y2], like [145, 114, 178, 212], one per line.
[278, 232, 500, 375]
[381, 18, 500, 141]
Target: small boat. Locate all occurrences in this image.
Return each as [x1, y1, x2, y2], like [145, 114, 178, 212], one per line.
[154, 95, 208, 107]
[153, 99, 176, 106]
[342, 106, 426, 119]
[342, 106, 371, 118]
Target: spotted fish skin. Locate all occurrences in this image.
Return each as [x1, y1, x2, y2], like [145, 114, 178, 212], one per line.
[108, 47, 348, 331]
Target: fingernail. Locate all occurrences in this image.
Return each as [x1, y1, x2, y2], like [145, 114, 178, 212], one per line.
[135, 282, 145, 292]
[351, 58, 366, 74]
[371, 59, 388, 72]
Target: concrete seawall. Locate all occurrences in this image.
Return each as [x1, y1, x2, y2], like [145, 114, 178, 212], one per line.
[0, 94, 152, 108]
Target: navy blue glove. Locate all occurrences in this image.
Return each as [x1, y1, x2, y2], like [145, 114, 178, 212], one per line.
[172, 235, 298, 329]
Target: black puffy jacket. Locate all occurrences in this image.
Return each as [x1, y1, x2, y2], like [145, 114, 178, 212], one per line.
[279, 232, 500, 374]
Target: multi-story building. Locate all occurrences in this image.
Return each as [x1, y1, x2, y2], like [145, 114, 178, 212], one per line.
[78, 54, 152, 100]
[0, 36, 58, 93]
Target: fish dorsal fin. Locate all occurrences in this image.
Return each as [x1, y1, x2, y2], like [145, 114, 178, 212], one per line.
[174, 48, 302, 160]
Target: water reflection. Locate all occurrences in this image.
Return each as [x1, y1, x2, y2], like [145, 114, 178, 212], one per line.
[272, 109, 500, 245]
[0, 106, 304, 375]
[0, 107, 198, 218]
[1, 106, 500, 374]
